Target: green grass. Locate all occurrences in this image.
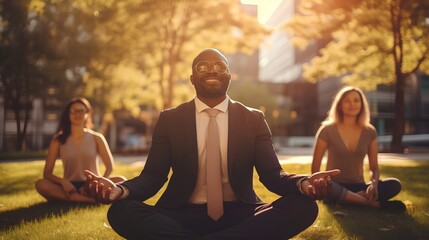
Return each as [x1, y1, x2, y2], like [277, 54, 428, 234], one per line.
[1, 160, 429, 239]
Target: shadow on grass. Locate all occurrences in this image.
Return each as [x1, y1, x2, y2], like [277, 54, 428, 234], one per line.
[323, 203, 429, 240]
[319, 163, 429, 239]
[0, 202, 100, 231]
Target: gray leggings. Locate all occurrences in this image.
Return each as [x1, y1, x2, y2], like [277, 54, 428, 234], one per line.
[329, 178, 402, 203]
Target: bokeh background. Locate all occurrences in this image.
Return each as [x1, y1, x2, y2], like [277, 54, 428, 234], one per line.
[1, 0, 428, 156]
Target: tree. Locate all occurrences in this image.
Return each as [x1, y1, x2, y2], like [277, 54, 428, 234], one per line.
[1, 0, 268, 150]
[0, 0, 38, 151]
[137, 0, 269, 109]
[0, 0, 113, 150]
[285, 0, 429, 152]
[75, 0, 144, 115]
[82, 0, 269, 112]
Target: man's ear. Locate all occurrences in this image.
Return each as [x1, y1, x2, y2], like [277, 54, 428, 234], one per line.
[190, 74, 195, 85]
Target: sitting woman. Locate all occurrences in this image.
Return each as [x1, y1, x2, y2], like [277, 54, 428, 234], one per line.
[35, 97, 126, 203]
[312, 86, 404, 211]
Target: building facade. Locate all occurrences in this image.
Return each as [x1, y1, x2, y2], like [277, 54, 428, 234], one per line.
[258, 0, 429, 142]
[259, 0, 321, 136]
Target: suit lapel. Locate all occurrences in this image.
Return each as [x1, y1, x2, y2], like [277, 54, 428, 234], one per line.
[182, 100, 199, 175]
[227, 100, 240, 174]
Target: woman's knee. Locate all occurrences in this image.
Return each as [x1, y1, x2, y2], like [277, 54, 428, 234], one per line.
[390, 178, 402, 193]
[34, 179, 42, 191]
[379, 178, 402, 199]
[34, 179, 49, 195]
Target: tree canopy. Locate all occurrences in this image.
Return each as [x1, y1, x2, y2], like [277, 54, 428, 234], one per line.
[80, 0, 269, 112]
[285, 0, 429, 152]
[1, 0, 269, 151]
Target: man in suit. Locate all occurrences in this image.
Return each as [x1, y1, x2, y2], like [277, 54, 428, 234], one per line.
[84, 48, 339, 239]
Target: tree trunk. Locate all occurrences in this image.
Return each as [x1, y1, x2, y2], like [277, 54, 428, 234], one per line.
[13, 99, 23, 151]
[391, 74, 405, 153]
[389, 0, 405, 153]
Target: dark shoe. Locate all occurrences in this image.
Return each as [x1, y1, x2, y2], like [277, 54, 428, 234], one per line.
[380, 200, 406, 212]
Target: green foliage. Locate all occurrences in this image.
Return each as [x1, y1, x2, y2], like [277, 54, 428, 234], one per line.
[1, 0, 270, 150]
[0, 0, 115, 150]
[78, 0, 270, 112]
[0, 0, 40, 150]
[285, 0, 429, 151]
[285, 0, 429, 90]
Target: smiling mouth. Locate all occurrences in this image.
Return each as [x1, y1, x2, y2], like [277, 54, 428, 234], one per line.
[203, 78, 221, 85]
[205, 78, 220, 83]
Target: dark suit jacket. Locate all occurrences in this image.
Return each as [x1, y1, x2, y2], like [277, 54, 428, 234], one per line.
[122, 99, 305, 209]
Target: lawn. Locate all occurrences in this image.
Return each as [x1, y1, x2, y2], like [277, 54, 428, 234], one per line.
[0, 159, 428, 240]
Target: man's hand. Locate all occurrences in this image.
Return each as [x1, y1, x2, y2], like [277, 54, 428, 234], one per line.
[301, 169, 341, 199]
[84, 170, 123, 204]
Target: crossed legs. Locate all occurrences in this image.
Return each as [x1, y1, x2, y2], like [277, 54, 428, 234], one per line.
[328, 177, 402, 207]
[35, 176, 126, 203]
[107, 194, 318, 240]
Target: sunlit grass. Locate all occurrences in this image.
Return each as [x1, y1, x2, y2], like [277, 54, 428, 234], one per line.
[1, 160, 428, 239]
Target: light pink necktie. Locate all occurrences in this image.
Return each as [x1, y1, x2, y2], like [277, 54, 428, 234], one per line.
[205, 108, 223, 221]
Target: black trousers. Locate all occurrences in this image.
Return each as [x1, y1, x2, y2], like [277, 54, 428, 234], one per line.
[340, 177, 402, 202]
[107, 194, 318, 240]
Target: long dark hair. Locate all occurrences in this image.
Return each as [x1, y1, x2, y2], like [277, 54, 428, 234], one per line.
[56, 97, 94, 144]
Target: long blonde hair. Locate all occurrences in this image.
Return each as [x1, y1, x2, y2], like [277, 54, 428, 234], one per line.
[322, 86, 370, 126]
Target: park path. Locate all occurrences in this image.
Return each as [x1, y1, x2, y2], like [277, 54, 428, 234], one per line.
[113, 147, 429, 166]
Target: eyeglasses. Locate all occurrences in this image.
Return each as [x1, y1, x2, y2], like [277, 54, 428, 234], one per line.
[194, 61, 229, 74]
[70, 108, 88, 115]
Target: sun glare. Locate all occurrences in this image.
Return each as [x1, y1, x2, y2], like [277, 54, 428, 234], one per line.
[240, 0, 283, 24]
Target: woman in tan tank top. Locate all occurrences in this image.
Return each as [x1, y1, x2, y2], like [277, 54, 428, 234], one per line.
[35, 97, 126, 203]
[312, 86, 404, 211]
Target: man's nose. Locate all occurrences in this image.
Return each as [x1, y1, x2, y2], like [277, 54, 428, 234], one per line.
[208, 66, 216, 73]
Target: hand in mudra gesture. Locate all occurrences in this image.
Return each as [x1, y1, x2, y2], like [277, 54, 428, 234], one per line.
[84, 170, 121, 204]
[302, 169, 341, 200]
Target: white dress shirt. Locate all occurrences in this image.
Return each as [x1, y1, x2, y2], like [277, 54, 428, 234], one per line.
[112, 97, 239, 202]
[188, 97, 238, 204]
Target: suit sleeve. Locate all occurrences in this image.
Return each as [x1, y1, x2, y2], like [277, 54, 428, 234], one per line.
[253, 111, 306, 196]
[121, 111, 171, 201]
